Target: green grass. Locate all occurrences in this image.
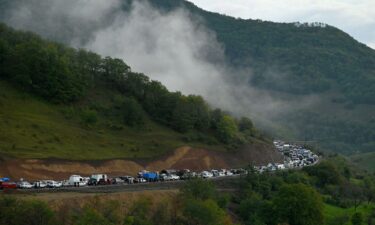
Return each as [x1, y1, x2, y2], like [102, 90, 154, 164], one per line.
[0, 80, 225, 160]
[324, 203, 375, 225]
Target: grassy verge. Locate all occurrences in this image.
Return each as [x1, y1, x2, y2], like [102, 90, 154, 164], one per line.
[324, 203, 375, 225]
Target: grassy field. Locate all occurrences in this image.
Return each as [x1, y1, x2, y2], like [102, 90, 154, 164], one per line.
[0, 80, 224, 160]
[324, 203, 375, 225]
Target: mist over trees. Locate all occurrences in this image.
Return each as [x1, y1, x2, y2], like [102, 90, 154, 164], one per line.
[0, 23, 259, 147]
[1, 0, 375, 155]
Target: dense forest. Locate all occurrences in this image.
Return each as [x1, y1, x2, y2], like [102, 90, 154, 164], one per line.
[0, 23, 261, 151]
[1, 156, 375, 225]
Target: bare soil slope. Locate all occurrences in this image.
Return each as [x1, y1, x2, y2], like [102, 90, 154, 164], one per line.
[0, 143, 282, 180]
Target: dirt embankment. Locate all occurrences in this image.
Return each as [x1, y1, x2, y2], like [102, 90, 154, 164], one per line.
[0, 142, 282, 180]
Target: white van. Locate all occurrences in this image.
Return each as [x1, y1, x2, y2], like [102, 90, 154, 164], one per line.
[68, 175, 86, 187]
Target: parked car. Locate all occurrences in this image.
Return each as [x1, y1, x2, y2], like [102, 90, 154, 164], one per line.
[181, 172, 196, 180]
[0, 181, 17, 190]
[160, 174, 172, 181]
[170, 174, 180, 180]
[135, 178, 147, 183]
[33, 181, 47, 188]
[97, 178, 111, 185]
[62, 180, 70, 187]
[211, 170, 219, 177]
[111, 177, 125, 184]
[88, 178, 98, 186]
[0, 177, 10, 182]
[225, 170, 233, 176]
[46, 180, 62, 188]
[120, 176, 135, 184]
[201, 171, 213, 179]
[91, 174, 108, 182]
[17, 181, 33, 189]
[218, 170, 226, 176]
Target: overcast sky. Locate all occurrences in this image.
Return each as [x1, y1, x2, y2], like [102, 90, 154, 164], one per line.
[188, 0, 375, 49]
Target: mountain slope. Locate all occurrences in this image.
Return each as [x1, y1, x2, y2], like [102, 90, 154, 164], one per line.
[0, 0, 374, 154]
[0, 23, 271, 160]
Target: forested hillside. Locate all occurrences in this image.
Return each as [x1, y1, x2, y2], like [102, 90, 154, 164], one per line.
[137, 0, 375, 155]
[147, 0, 375, 103]
[0, 23, 264, 159]
[0, 0, 374, 155]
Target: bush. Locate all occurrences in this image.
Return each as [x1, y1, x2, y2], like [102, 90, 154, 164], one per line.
[80, 109, 98, 126]
[122, 97, 144, 127]
[351, 212, 363, 225]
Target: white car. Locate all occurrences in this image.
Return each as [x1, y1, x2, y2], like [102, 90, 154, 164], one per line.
[33, 181, 47, 188]
[225, 170, 233, 176]
[201, 171, 213, 179]
[160, 174, 172, 181]
[18, 181, 33, 189]
[135, 178, 147, 183]
[170, 174, 180, 180]
[218, 171, 226, 177]
[62, 180, 70, 187]
[46, 180, 62, 188]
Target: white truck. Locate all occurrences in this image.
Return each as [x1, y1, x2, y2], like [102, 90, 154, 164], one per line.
[91, 174, 108, 181]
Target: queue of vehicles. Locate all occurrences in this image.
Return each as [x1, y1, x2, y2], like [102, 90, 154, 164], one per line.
[1, 141, 319, 191]
[0, 168, 247, 190]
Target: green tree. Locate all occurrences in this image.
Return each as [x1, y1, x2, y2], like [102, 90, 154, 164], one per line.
[171, 95, 210, 132]
[101, 57, 130, 85]
[238, 192, 268, 225]
[182, 199, 231, 225]
[303, 161, 343, 187]
[122, 97, 144, 127]
[180, 179, 217, 201]
[215, 114, 238, 144]
[273, 184, 324, 225]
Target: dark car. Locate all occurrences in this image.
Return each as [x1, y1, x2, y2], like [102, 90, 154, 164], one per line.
[97, 178, 111, 185]
[87, 178, 98, 186]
